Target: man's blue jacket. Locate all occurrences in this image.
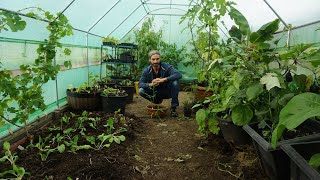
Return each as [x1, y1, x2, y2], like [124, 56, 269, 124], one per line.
[138, 62, 182, 88]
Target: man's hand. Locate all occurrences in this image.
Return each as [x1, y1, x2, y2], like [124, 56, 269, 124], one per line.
[149, 78, 167, 87]
[149, 78, 159, 87]
[153, 78, 167, 84]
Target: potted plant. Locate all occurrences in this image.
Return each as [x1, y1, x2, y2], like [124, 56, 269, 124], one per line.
[100, 87, 128, 114]
[146, 104, 168, 118]
[183, 100, 192, 117]
[66, 82, 101, 110]
[102, 36, 119, 46]
[143, 87, 168, 118]
[96, 77, 116, 88]
[118, 79, 135, 103]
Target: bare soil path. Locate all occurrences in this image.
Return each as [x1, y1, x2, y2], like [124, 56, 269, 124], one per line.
[124, 92, 267, 180]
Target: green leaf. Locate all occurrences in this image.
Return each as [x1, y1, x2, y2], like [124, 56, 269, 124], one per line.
[270, 124, 285, 148]
[104, 144, 111, 148]
[114, 137, 121, 144]
[231, 105, 253, 126]
[3, 141, 10, 151]
[118, 135, 126, 141]
[109, 137, 114, 143]
[85, 136, 96, 145]
[225, 85, 237, 99]
[195, 109, 207, 131]
[57, 144, 65, 153]
[64, 48, 71, 56]
[229, 6, 250, 35]
[246, 83, 263, 101]
[208, 116, 220, 135]
[192, 104, 202, 109]
[107, 118, 114, 128]
[279, 93, 320, 129]
[278, 93, 295, 106]
[63, 61, 72, 69]
[272, 93, 320, 148]
[233, 72, 244, 89]
[76, 145, 91, 150]
[228, 25, 242, 40]
[250, 19, 280, 44]
[306, 49, 320, 67]
[260, 73, 281, 91]
[309, 153, 320, 169]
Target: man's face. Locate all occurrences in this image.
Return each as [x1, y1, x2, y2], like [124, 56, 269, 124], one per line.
[149, 54, 160, 68]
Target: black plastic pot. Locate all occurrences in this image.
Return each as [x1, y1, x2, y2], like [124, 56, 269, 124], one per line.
[102, 41, 115, 46]
[119, 86, 134, 103]
[66, 89, 100, 110]
[101, 93, 128, 114]
[281, 141, 320, 180]
[217, 116, 251, 145]
[243, 120, 320, 180]
[183, 107, 192, 117]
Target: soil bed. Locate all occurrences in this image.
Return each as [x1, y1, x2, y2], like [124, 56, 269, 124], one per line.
[3, 92, 267, 180]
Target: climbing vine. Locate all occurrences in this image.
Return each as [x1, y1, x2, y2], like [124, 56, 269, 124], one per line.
[0, 8, 73, 133]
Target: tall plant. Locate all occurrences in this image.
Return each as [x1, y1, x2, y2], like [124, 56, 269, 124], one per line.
[132, 17, 188, 80]
[180, 0, 235, 71]
[0, 9, 73, 133]
[133, 17, 162, 75]
[159, 41, 187, 68]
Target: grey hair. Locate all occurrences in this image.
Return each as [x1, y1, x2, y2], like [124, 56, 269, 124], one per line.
[148, 50, 160, 59]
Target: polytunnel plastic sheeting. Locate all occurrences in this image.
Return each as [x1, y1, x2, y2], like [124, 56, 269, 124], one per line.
[216, 0, 285, 40]
[0, 0, 72, 15]
[145, 3, 191, 13]
[90, 0, 146, 39]
[62, 0, 119, 33]
[267, 0, 320, 27]
[0, 16, 49, 41]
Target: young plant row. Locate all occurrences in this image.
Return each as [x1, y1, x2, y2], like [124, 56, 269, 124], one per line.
[0, 110, 130, 179]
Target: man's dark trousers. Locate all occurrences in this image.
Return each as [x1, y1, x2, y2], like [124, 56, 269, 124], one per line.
[138, 80, 179, 108]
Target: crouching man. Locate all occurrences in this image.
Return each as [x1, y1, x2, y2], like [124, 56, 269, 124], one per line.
[138, 50, 182, 117]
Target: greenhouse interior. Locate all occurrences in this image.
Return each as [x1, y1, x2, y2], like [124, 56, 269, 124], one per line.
[1, 0, 320, 179]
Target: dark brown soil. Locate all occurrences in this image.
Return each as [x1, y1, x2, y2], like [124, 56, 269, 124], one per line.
[4, 92, 267, 180]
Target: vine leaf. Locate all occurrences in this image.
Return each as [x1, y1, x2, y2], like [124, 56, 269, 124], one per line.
[260, 73, 281, 91]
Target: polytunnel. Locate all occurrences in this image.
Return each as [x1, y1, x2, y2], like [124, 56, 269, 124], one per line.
[1, 0, 320, 179]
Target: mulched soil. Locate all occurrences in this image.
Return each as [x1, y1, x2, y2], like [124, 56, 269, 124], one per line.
[3, 92, 268, 180]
